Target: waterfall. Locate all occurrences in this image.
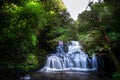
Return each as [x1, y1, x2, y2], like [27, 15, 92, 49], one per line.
[40, 41, 98, 72]
[92, 53, 98, 69]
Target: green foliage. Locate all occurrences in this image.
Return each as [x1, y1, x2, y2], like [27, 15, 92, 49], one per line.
[113, 72, 120, 80]
[0, 1, 69, 79]
[0, 0, 48, 79]
[109, 32, 120, 42]
[40, 0, 66, 12]
[25, 53, 39, 70]
[77, 2, 120, 71]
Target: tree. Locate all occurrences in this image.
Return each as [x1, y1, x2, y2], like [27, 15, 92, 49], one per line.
[77, 2, 120, 71]
[0, 0, 47, 79]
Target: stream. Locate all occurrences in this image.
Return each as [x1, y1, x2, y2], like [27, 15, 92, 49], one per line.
[24, 71, 111, 80]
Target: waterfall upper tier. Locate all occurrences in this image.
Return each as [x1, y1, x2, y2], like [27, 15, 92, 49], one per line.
[40, 41, 98, 72]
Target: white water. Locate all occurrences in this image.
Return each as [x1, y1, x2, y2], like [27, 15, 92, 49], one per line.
[40, 41, 98, 72]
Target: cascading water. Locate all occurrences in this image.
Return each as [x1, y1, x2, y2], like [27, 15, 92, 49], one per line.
[40, 41, 98, 72]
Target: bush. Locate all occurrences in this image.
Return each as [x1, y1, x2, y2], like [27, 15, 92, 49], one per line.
[113, 72, 120, 80]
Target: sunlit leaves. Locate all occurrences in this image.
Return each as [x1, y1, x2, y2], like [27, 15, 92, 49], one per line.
[41, 0, 66, 12]
[4, 3, 21, 13]
[25, 53, 38, 69]
[31, 34, 37, 46]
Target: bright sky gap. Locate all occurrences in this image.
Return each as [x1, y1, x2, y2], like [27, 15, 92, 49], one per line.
[62, 0, 102, 20]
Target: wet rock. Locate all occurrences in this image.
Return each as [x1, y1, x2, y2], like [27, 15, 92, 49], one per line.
[20, 74, 30, 80]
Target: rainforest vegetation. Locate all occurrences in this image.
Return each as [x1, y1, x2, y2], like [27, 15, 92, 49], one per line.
[0, 0, 120, 80]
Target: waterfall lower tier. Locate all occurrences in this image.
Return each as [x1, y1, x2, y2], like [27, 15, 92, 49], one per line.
[40, 41, 98, 72]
